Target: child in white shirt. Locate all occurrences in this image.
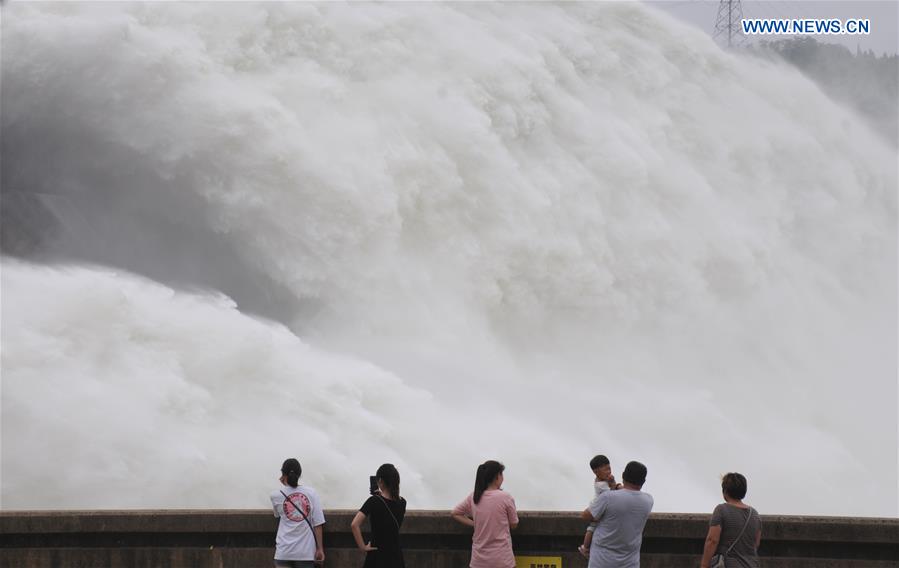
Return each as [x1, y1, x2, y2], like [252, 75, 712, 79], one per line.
[578, 454, 620, 558]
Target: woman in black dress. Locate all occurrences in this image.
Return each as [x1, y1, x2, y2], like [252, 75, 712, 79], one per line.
[350, 463, 407, 568]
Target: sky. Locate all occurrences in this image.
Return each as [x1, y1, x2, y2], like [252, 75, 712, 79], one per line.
[646, 0, 899, 55]
[4, 0, 896, 54]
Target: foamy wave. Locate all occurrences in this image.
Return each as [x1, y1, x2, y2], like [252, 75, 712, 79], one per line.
[1, 2, 895, 515]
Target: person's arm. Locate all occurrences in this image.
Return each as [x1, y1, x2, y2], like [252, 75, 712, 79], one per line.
[350, 511, 377, 551]
[307, 489, 326, 563]
[398, 497, 407, 527]
[271, 496, 281, 518]
[700, 525, 721, 568]
[452, 495, 475, 528]
[755, 528, 761, 550]
[508, 497, 519, 530]
[582, 491, 609, 523]
[313, 524, 325, 563]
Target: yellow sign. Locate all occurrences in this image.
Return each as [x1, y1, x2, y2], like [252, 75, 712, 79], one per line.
[515, 556, 562, 568]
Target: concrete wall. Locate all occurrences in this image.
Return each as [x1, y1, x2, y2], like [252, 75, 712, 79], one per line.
[1, 510, 897, 567]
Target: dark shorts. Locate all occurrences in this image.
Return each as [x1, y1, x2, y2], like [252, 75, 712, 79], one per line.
[274, 561, 315, 568]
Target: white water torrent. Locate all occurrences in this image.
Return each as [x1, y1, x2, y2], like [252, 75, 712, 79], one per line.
[1, 2, 896, 516]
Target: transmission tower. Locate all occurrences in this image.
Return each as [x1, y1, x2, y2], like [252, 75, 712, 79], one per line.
[713, 0, 744, 49]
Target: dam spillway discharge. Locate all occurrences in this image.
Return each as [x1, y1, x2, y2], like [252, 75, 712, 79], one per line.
[1, 2, 896, 517]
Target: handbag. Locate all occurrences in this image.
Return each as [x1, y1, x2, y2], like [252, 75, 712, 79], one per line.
[711, 507, 754, 568]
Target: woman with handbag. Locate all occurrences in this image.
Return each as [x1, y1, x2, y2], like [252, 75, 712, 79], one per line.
[700, 472, 762, 568]
[270, 458, 326, 568]
[350, 463, 407, 568]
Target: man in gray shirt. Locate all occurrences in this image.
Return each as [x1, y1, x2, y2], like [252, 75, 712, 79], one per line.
[580, 461, 654, 568]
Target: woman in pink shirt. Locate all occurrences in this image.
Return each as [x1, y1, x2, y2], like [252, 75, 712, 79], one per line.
[452, 460, 519, 568]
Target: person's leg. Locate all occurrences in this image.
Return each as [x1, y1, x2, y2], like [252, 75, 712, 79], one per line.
[578, 529, 593, 557]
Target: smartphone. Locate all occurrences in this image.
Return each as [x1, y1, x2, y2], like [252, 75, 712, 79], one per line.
[369, 475, 378, 495]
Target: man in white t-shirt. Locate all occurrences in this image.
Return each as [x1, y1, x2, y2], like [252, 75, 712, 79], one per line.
[580, 460, 654, 568]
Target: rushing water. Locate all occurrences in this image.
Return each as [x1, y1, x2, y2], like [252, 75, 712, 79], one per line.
[1, 2, 896, 516]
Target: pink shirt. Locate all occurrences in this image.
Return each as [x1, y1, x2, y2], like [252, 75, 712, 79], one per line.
[453, 490, 519, 568]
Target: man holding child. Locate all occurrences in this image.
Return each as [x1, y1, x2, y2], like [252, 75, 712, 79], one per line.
[580, 460, 654, 568]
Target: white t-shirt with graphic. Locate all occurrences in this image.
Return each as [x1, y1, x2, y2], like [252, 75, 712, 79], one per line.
[271, 484, 326, 561]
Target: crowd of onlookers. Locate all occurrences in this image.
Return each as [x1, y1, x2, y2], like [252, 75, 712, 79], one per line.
[269, 456, 761, 568]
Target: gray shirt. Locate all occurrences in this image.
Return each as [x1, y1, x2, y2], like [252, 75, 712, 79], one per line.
[587, 489, 654, 568]
[710, 503, 761, 568]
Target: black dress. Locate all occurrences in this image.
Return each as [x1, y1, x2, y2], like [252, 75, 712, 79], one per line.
[360, 495, 406, 568]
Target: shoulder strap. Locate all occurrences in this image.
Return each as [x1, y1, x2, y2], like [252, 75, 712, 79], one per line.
[724, 507, 754, 557]
[377, 494, 401, 530]
[281, 490, 319, 549]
